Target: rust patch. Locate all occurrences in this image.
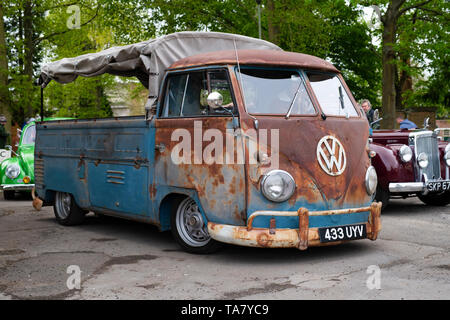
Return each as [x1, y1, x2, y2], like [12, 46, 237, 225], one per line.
[256, 232, 273, 247]
[149, 185, 157, 198]
[298, 207, 309, 250]
[229, 176, 237, 195]
[170, 50, 339, 74]
[269, 218, 276, 234]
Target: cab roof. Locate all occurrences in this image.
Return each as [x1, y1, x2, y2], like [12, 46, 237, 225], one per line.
[169, 49, 339, 73]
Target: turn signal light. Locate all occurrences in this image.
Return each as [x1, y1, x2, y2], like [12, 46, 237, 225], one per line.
[23, 176, 31, 184]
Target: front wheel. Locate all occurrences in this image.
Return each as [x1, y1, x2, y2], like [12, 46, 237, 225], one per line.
[53, 192, 85, 226]
[3, 190, 15, 200]
[170, 197, 221, 254]
[417, 192, 450, 206]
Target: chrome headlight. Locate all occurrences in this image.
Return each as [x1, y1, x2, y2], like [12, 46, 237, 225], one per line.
[417, 152, 429, 168]
[399, 145, 413, 162]
[365, 166, 378, 195]
[444, 150, 450, 167]
[260, 170, 296, 202]
[5, 163, 20, 179]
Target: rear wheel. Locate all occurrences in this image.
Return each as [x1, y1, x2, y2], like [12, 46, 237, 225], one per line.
[417, 192, 450, 206]
[53, 192, 85, 226]
[170, 197, 221, 254]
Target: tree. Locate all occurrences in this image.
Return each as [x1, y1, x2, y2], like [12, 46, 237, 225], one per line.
[1, 0, 141, 123]
[0, 3, 10, 121]
[147, 0, 381, 105]
[362, 0, 449, 127]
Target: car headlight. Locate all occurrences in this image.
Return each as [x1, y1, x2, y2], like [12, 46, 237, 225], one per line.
[445, 144, 450, 154]
[399, 145, 413, 162]
[444, 150, 450, 167]
[260, 170, 296, 202]
[417, 152, 428, 168]
[365, 166, 377, 195]
[5, 163, 20, 179]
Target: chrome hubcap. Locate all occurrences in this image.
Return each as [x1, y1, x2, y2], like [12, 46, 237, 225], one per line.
[176, 198, 210, 247]
[56, 192, 71, 219]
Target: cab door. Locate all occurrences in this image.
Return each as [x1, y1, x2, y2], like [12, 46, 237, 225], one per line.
[153, 68, 247, 226]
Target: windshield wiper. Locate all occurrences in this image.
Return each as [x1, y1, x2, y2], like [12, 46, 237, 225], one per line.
[339, 86, 345, 110]
[285, 82, 302, 120]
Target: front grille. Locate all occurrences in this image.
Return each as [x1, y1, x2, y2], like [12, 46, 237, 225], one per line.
[34, 158, 44, 189]
[410, 132, 441, 181]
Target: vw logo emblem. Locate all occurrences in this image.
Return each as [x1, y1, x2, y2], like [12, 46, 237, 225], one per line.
[317, 135, 346, 176]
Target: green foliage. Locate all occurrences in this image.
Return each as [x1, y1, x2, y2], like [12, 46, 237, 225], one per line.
[394, 0, 450, 118]
[357, 0, 449, 118]
[147, 0, 381, 107]
[1, 0, 447, 121]
[45, 76, 113, 119]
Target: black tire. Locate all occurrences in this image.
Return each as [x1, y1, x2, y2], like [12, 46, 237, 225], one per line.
[3, 190, 15, 200]
[19, 191, 33, 200]
[53, 192, 86, 226]
[375, 185, 389, 211]
[417, 192, 450, 206]
[170, 196, 222, 254]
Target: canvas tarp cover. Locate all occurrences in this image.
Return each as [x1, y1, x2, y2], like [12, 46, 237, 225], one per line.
[39, 31, 281, 108]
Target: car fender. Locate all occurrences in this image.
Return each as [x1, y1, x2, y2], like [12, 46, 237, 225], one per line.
[0, 157, 25, 185]
[370, 142, 415, 190]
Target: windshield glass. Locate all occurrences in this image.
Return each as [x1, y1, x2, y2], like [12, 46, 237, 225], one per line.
[235, 68, 315, 115]
[22, 125, 36, 145]
[306, 72, 358, 117]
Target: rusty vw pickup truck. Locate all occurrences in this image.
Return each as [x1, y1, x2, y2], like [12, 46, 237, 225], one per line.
[35, 32, 381, 253]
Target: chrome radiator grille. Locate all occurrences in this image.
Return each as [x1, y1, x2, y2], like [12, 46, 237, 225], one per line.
[410, 132, 441, 181]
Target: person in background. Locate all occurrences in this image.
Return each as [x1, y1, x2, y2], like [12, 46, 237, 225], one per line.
[0, 115, 9, 149]
[361, 99, 374, 124]
[397, 117, 417, 130]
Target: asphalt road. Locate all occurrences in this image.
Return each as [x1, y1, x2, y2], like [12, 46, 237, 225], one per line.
[0, 193, 449, 300]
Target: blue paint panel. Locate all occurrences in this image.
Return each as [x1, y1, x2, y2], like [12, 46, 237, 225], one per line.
[251, 211, 370, 229]
[41, 157, 90, 208]
[88, 162, 148, 216]
[35, 117, 152, 216]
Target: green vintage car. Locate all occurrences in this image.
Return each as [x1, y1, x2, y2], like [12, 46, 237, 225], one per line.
[0, 118, 70, 200]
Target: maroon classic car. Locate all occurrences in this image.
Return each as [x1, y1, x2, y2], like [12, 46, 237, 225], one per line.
[371, 126, 450, 209]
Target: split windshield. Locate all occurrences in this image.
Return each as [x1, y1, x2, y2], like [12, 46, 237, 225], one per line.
[235, 68, 358, 117]
[306, 72, 358, 117]
[235, 68, 315, 115]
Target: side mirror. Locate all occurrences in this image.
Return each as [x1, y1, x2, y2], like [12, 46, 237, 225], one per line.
[207, 92, 223, 109]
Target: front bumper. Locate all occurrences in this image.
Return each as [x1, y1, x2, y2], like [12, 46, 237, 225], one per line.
[207, 202, 382, 250]
[1, 184, 35, 191]
[389, 180, 450, 193]
[389, 182, 425, 193]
